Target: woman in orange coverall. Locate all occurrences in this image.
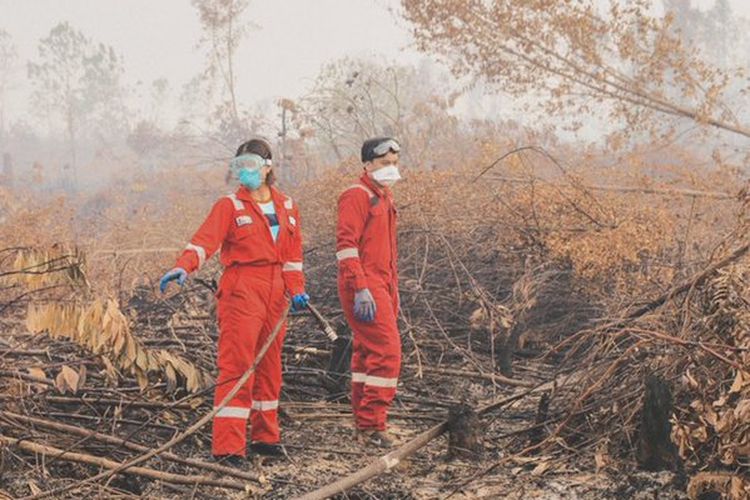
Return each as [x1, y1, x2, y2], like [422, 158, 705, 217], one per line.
[159, 138, 309, 465]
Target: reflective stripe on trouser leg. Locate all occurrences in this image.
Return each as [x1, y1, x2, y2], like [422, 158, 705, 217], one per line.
[212, 284, 268, 457]
[340, 283, 401, 431]
[250, 293, 287, 444]
[351, 336, 367, 415]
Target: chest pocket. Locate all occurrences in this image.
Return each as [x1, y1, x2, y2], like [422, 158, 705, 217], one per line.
[226, 193, 261, 241]
[362, 199, 387, 238]
[368, 198, 388, 217]
[232, 212, 259, 241]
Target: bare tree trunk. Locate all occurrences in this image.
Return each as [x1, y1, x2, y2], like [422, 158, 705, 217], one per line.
[225, 11, 240, 126]
[65, 104, 78, 191]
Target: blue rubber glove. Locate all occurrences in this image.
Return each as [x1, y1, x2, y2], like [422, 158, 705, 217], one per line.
[291, 292, 310, 312]
[159, 268, 187, 293]
[354, 288, 376, 322]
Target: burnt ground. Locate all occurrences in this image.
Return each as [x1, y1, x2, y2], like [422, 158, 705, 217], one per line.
[0, 281, 689, 500]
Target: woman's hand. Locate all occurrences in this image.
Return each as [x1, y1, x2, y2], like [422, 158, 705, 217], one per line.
[291, 292, 310, 312]
[159, 268, 188, 293]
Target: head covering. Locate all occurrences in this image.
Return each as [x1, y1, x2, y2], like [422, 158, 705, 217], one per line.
[361, 137, 400, 163]
[236, 138, 273, 161]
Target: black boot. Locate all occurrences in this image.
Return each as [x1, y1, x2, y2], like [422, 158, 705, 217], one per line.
[249, 442, 286, 458]
[213, 455, 246, 468]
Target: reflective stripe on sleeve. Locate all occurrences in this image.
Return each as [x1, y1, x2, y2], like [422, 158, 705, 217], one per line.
[282, 262, 303, 272]
[185, 243, 207, 268]
[351, 372, 367, 383]
[336, 248, 359, 261]
[214, 406, 250, 419]
[345, 184, 375, 199]
[251, 400, 279, 411]
[284, 197, 293, 210]
[365, 375, 398, 388]
[226, 193, 244, 211]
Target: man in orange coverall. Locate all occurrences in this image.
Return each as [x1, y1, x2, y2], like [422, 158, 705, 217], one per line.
[159, 138, 308, 465]
[336, 137, 402, 448]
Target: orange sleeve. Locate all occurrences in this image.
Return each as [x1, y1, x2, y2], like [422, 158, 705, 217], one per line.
[336, 188, 369, 291]
[174, 197, 233, 273]
[281, 203, 306, 296]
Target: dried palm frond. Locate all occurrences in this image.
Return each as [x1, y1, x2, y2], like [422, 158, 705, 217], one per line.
[9, 245, 89, 291]
[26, 299, 210, 393]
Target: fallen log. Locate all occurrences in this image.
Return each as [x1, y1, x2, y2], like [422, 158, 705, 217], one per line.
[0, 411, 258, 482]
[295, 422, 449, 500]
[0, 370, 54, 386]
[0, 395, 196, 410]
[0, 435, 251, 491]
[418, 366, 536, 387]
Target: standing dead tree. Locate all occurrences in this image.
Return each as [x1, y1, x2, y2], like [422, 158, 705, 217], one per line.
[192, 0, 252, 142]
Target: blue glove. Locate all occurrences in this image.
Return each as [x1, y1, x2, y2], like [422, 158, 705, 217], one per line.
[354, 288, 376, 322]
[291, 292, 310, 312]
[159, 268, 187, 293]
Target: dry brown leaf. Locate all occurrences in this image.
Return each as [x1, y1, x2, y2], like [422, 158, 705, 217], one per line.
[531, 460, 550, 476]
[27, 481, 41, 496]
[730, 370, 749, 394]
[135, 369, 148, 391]
[26, 367, 47, 382]
[54, 371, 67, 394]
[59, 365, 80, 394]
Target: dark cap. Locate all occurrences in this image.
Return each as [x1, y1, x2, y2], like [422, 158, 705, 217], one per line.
[236, 138, 272, 160]
[361, 137, 401, 163]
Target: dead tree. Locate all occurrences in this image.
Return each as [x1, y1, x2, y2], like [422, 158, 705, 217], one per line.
[636, 375, 680, 472]
[447, 403, 483, 460]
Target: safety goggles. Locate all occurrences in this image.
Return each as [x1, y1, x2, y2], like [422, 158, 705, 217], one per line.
[372, 139, 401, 156]
[230, 153, 272, 172]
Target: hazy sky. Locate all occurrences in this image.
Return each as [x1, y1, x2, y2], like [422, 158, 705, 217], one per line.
[0, 0, 423, 125]
[0, 0, 747, 126]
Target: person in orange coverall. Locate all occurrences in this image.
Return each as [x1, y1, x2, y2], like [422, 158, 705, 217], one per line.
[336, 137, 402, 448]
[159, 138, 309, 465]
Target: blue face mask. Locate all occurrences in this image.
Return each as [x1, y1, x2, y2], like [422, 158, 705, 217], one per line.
[231, 153, 267, 190]
[238, 168, 263, 190]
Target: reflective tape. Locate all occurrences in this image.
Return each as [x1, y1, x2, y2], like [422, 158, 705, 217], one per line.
[336, 248, 359, 261]
[214, 406, 250, 419]
[284, 197, 293, 210]
[185, 243, 207, 268]
[283, 261, 303, 272]
[365, 375, 398, 388]
[226, 193, 244, 211]
[345, 184, 375, 199]
[351, 372, 367, 383]
[251, 400, 279, 411]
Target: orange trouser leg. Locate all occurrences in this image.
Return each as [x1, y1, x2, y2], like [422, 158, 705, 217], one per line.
[212, 266, 286, 456]
[250, 285, 287, 444]
[340, 283, 401, 431]
[350, 331, 366, 415]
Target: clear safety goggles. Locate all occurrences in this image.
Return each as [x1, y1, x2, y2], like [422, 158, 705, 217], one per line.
[372, 139, 401, 156]
[230, 153, 272, 172]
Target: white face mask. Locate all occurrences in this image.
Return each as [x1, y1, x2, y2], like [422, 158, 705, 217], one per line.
[370, 164, 401, 187]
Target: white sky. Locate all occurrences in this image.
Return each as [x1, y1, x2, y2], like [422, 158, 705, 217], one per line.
[0, 0, 747, 127]
[0, 0, 423, 125]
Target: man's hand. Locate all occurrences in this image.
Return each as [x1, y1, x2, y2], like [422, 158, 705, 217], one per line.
[354, 288, 376, 322]
[159, 268, 187, 293]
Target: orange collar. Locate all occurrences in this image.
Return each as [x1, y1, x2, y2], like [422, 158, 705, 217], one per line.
[359, 173, 389, 199]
